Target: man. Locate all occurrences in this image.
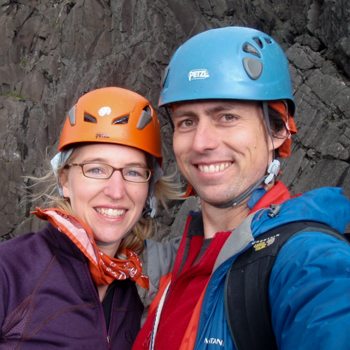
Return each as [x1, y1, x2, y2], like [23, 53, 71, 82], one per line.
[133, 26, 350, 350]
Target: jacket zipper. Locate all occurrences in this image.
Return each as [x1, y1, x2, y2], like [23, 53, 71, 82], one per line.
[83, 262, 111, 349]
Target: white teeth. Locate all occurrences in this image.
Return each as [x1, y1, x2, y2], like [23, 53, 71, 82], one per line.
[198, 162, 231, 173]
[96, 208, 125, 218]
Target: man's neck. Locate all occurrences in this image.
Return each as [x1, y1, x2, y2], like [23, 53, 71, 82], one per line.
[201, 201, 250, 239]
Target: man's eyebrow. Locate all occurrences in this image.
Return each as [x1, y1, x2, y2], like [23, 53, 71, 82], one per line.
[204, 105, 236, 114]
[171, 110, 197, 119]
[172, 104, 237, 118]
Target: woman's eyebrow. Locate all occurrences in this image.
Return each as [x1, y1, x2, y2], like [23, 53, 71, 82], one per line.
[74, 158, 147, 167]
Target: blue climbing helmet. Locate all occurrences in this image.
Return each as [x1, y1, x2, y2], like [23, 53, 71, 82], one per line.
[159, 26, 295, 115]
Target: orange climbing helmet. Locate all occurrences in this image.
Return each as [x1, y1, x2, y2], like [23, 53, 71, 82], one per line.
[58, 87, 162, 162]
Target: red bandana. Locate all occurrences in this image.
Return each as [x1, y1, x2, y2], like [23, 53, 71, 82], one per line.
[34, 208, 149, 289]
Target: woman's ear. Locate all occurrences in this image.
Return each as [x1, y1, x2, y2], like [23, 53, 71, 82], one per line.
[59, 169, 70, 198]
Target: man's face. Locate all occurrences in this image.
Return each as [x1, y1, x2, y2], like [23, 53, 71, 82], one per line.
[171, 100, 280, 207]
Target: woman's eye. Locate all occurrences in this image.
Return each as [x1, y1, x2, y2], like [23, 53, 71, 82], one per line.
[92, 168, 103, 173]
[85, 165, 106, 175]
[124, 168, 149, 180]
[126, 169, 142, 177]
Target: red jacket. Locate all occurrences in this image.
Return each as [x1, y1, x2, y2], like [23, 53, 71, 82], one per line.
[133, 182, 291, 349]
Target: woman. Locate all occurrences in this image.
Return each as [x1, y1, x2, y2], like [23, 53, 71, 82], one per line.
[0, 87, 179, 349]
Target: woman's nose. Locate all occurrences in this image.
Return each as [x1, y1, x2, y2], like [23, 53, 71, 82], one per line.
[103, 170, 126, 199]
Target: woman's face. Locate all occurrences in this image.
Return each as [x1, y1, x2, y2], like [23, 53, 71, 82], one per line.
[60, 143, 149, 256]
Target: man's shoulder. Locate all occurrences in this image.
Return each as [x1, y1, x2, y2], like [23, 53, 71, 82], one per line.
[252, 186, 350, 238]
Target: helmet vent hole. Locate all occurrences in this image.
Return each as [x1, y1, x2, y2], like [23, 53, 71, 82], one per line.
[252, 37, 264, 49]
[112, 115, 129, 125]
[84, 113, 97, 123]
[264, 37, 272, 44]
[242, 43, 261, 58]
[243, 57, 263, 80]
[68, 106, 76, 126]
[137, 106, 152, 130]
[143, 106, 152, 115]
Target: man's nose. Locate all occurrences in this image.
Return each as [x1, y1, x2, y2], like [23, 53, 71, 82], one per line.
[191, 119, 219, 152]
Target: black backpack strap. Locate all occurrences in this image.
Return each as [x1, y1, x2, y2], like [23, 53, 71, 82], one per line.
[225, 221, 345, 350]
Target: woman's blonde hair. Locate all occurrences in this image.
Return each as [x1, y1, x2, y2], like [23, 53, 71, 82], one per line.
[26, 149, 184, 256]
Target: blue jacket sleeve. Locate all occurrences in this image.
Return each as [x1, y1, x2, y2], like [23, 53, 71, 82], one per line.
[269, 231, 350, 350]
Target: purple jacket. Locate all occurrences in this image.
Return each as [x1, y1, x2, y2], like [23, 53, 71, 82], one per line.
[0, 224, 143, 349]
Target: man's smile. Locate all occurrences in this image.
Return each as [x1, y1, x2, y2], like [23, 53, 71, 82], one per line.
[197, 162, 232, 174]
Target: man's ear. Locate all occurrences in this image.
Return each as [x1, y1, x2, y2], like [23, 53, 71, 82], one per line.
[270, 127, 289, 151]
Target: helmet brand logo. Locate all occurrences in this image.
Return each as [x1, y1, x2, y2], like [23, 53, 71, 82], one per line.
[98, 106, 112, 117]
[188, 69, 210, 81]
[95, 133, 110, 139]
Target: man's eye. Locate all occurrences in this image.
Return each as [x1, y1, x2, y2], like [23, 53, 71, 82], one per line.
[176, 118, 194, 129]
[221, 113, 238, 122]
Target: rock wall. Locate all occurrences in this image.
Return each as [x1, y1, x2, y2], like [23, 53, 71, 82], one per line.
[0, 0, 349, 240]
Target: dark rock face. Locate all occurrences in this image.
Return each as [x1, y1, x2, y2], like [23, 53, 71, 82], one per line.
[0, 0, 349, 240]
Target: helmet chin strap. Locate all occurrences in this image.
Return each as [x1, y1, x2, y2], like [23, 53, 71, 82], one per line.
[209, 175, 266, 209]
[208, 159, 280, 209]
[208, 102, 280, 209]
[264, 159, 280, 185]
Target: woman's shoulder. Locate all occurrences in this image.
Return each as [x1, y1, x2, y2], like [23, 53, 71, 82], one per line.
[0, 226, 55, 262]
